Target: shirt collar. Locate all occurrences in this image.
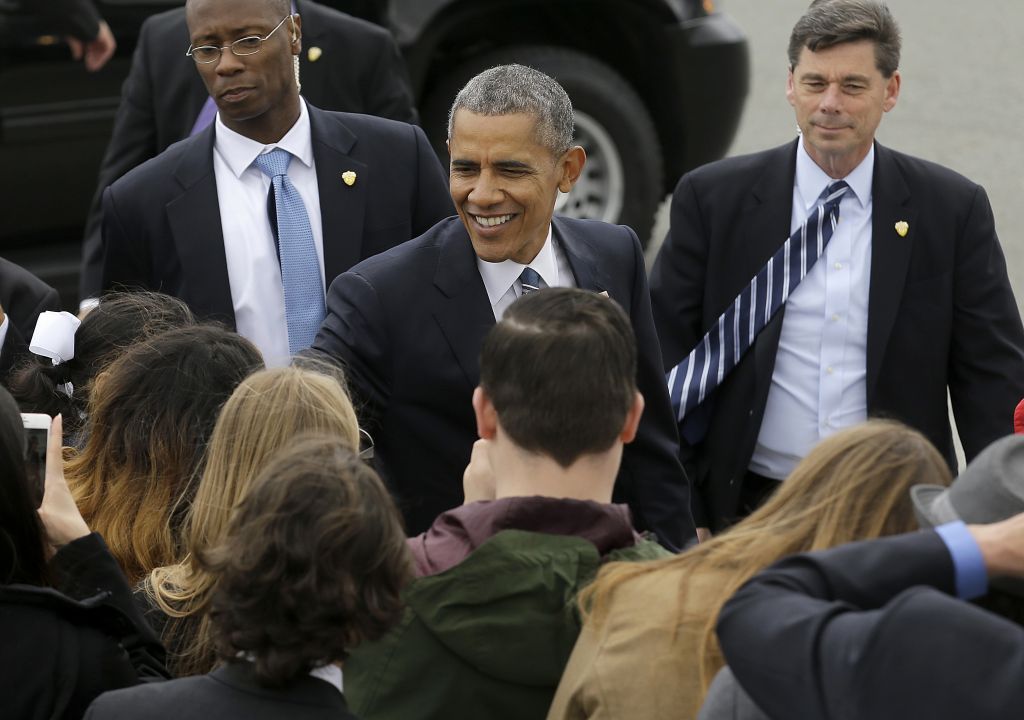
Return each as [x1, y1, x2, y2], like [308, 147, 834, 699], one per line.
[794, 140, 873, 212]
[213, 98, 313, 179]
[475, 224, 557, 307]
[309, 663, 343, 694]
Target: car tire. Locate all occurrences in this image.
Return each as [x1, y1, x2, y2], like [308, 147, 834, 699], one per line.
[420, 45, 664, 247]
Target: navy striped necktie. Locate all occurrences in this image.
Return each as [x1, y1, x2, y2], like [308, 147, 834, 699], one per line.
[668, 180, 850, 423]
[519, 267, 544, 295]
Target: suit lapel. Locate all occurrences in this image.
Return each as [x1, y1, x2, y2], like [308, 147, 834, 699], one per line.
[745, 142, 799, 391]
[308, 105, 366, 286]
[552, 217, 609, 293]
[866, 142, 915, 404]
[165, 125, 236, 325]
[432, 220, 495, 389]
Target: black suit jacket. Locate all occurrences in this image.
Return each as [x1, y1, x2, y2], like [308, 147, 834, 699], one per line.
[99, 103, 452, 326]
[80, 0, 418, 299]
[0, 256, 61, 384]
[313, 216, 695, 549]
[717, 530, 1024, 720]
[85, 662, 359, 720]
[651, 140, 1024, 529]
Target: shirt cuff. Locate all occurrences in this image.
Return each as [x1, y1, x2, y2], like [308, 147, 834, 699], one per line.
[935, 521, 988, 599]
[0, 315, 8, 356]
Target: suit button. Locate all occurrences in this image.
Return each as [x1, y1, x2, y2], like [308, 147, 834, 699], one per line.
[748, 409, 754, 417]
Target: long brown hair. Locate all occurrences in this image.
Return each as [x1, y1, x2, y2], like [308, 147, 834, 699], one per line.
[144, 364, 361, 676]
[580, 419, 951, 698]
[66, 326, 263, 585]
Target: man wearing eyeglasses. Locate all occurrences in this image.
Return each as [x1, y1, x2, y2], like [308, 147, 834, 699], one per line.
[79, 0, 419, 309]
[98, 0, 452, 366]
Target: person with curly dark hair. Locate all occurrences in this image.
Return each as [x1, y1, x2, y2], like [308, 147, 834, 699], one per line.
[85, 436, 412, 719]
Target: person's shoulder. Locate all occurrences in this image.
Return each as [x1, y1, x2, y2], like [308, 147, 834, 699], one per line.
[108, 131, 206, 197]
[300, 0, 394, 44]
[879, 144, 981, 193]
[138, 5, 188, 47]
[682, 142, 793, 187]
[87, 675, 211, 717]
[0, 257, 55, 295]
[312, 105, 419, 144]
[348, 216, 460, 277]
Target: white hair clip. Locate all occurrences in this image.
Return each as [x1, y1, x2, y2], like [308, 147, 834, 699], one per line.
[29, 311, 82, 396]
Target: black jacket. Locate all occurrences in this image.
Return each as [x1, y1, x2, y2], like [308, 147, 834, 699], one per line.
[0, 256, 61, 385]
[0, 533, 167, 720]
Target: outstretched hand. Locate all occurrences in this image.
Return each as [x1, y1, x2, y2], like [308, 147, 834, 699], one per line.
[36, 415, 90, 550]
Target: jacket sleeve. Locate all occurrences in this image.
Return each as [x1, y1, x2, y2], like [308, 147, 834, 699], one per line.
[51, 533, 169, 680]
[39, 0, 101, 40]
[717, 530, 1024, 720]
[617, 227, 694, 550]
[947, 184, 1024, 460]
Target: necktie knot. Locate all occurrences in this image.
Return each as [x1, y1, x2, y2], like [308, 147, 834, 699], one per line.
[254, 148, 292, 179]
[823, 180, 849, 205]
[519, 267, 544, 295]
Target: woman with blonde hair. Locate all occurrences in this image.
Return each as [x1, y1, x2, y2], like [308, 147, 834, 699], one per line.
[547, 419, 953, 720]
[143, 363, 362, 676]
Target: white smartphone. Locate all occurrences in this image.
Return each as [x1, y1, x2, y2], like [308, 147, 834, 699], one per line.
[21, 413, 50, 505]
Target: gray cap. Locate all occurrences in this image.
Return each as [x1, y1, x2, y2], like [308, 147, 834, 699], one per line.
[911, 434, 1024, 597]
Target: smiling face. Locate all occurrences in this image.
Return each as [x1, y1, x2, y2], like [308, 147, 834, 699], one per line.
[448, 110, 585, 264]
[186, 0, 301, 144]
[787, 40, 900, 178]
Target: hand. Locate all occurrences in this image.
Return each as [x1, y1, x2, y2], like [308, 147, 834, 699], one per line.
[66, 20, 116, 72]
[36, 415, 91, 549]
[969, 512, 1024, 578]
[462, 439, 497, 504]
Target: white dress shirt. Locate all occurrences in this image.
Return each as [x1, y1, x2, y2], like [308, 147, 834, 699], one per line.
[476, 225, 576, 320]
[749, 142, 874, 479]
[309, 663, 344, 694]
[213, 99, 324, 367]
[0, 315, 9, 361]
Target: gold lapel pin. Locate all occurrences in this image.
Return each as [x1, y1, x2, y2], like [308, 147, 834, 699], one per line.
[894, 220, 909, 237]
[307, 47, 322, 62]
[341, 170, 357, 187]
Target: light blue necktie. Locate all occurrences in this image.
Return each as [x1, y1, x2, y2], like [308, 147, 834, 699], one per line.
[519, 267, 544, 295]
[254, 148, 326, 355]
[668, 181, 850, 425]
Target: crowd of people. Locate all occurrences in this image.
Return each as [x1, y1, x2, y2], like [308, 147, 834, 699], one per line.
[2, 0, 1024, 718]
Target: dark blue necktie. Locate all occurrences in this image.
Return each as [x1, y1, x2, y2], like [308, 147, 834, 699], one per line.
[519, 267, 544, 295]
[668, 181, 850, 423]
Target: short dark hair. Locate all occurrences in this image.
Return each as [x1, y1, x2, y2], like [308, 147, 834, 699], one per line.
[788, 0, 901, 77]
[479, 288, 637, 467]
[203, 436, 411, 687]
[0, 386, 49, 586]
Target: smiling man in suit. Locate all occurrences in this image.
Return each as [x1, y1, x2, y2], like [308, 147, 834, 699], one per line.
[650, 0, 1024, 534]
[80, 0, 419, 305]
[99, 0, 451, 365]
[313, 64, 694, 548]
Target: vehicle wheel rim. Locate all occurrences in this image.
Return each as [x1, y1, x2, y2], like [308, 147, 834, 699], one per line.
[554, 110, 625, 223]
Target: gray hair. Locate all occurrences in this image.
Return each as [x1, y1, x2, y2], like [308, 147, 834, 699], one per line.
[447, 64, 575, 155]
[789, 0, 901, 77]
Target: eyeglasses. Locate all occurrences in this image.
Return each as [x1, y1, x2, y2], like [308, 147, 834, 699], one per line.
[186, 15, 293, 64]
[358, 428, 375, 461]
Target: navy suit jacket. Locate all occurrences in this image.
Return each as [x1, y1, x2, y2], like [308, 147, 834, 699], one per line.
[718, 530, 1024, 720]
[313, 216, 695, 549]
[651, 140, 1024, 529]
[99, 103, 452, 326]
[86, 663, 358, 720]
[81, 0, 418, 299]
[0, 257, 61, 385]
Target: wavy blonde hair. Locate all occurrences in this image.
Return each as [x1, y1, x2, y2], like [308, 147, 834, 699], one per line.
[144, 364, 361, 676]
[579, 419, 952, 701]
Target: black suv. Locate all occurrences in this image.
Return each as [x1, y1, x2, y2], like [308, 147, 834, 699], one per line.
[1, 0, 748, 307]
